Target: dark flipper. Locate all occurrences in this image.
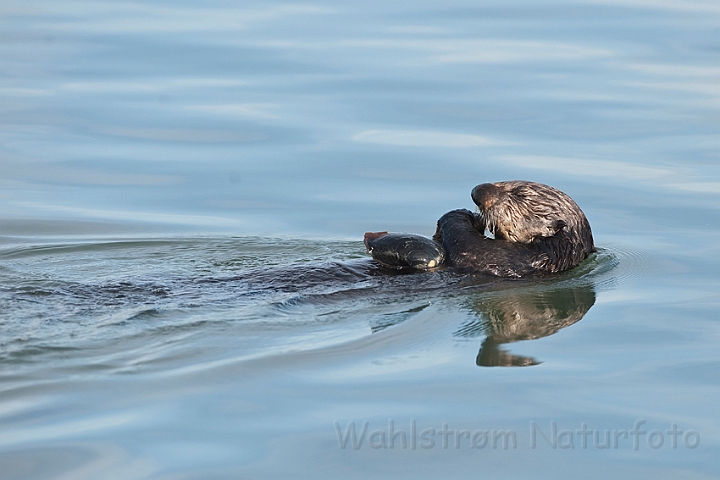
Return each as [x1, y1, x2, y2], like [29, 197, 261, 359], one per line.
[364, 232, 445, 271]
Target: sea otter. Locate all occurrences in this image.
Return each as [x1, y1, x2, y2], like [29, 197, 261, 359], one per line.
[364, 181, 595, 276]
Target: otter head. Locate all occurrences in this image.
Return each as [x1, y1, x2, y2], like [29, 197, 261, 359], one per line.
[471, 181, 592, 250]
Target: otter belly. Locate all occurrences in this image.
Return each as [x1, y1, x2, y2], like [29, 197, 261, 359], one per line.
[364, 232, 445, 271]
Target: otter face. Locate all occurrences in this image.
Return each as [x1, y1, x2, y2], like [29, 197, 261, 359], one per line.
[471, 181, 584, 244]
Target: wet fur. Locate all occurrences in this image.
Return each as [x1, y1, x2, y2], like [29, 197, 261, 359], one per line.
[433, 210, 542, 276]
[471, 181, 595, 267]
[433, 209, 592, 275]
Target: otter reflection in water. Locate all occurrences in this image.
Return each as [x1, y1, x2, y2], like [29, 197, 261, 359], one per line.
[455, 284, 597, 367]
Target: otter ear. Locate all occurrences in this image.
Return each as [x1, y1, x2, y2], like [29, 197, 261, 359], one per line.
[551, 220, 567, 234]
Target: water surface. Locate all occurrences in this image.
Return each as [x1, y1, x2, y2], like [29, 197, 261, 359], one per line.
[1, 1, 720, 478]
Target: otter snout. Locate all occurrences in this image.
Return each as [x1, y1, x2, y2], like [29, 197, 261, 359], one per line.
[471, 183, 503, 211]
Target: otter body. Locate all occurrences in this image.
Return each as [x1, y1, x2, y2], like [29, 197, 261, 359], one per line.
[433, 209, 590, 275]
[433, 209, 550, 277]
[365, 181, 595, 277]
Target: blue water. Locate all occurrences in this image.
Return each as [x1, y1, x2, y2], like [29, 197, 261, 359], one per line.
[2, 1, 720, 478]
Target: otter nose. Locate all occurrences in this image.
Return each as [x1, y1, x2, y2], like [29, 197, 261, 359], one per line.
[471, 183, 497, 210]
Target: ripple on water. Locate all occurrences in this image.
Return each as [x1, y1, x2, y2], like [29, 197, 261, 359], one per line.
[598, 245, 660, 284]
[0, 236, 625, 376]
